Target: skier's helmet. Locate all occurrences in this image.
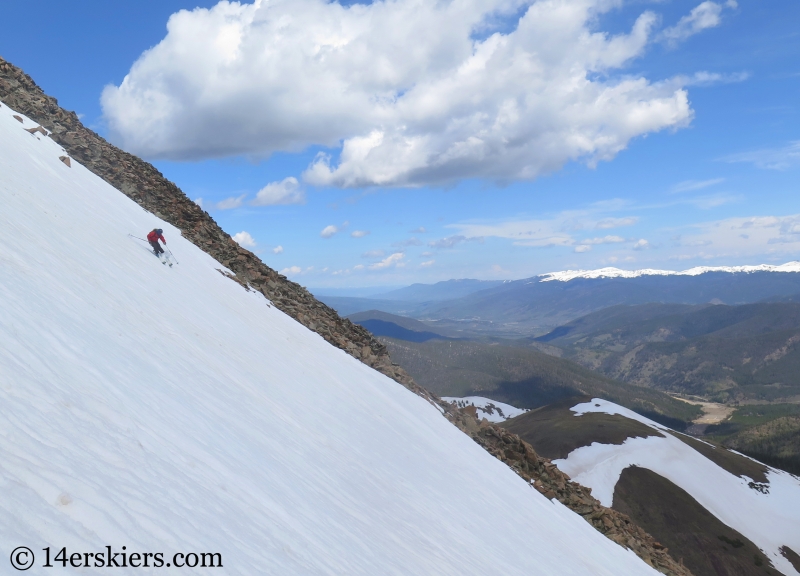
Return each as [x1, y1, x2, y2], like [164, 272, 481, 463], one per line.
[157, 229, 163, 234]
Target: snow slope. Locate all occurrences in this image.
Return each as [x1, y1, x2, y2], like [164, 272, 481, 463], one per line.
[539, 263, 800, 282]
[0, 102, 661, 574]
[442, 396, 528, 423]
[554, 399, 800, 576]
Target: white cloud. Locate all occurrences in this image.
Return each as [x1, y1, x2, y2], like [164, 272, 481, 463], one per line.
[659, 1, 732, 46]
[362, 250, 385, 259]
[392, 237, 423, 247]
[232, 230, 256, 248]
[723, 141, 800, 170]
[595, 216, 639, 229]
[675, 71, 749, 87]
[574, 245, 592, 253]
[194, 198, 203, 208]
[632, 239, 651, 250]
[216, 194, 246, 210]
[686, 193, 741, 209]
[451, 211, 637, 247]
[428, 235, 468, 249]
[368, 253, 405, 270]
[579, 235, 626, 245]
[252, 177, 305, 206]
[320, 225, 339, 239]
[663, 213, 800, 262]
[671, 178, 725, 193]
[280, 265, 302, 275]
[272, 245, 284, 254]
[350, 230, 370, 238]
[103, 0, 695, 187]
[420, 260, 435, 268]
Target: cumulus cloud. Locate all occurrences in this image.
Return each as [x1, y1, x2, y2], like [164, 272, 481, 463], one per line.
[280, 265, 302, 275]
[420, 260, 435, 267]
[272, 245, 284, 254]
[574, 245, 592, 253]
[659, 1, 734, 46]
[632, 239, 651, 250]
[252, 177, 305, 206]
[351, 230, 370, 238]
[320, 225, 339, 239]
[232, 230, 256, 247]
[102, 0, 697, 187]
[194, 198, 203, 208]
[369, 253, 405, 270]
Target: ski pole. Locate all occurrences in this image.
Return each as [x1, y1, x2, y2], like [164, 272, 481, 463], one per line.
[128, 234, 147, 242]
[167, 247, 179, 265]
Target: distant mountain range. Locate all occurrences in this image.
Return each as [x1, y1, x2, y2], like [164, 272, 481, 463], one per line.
[321, 263, 800, 337]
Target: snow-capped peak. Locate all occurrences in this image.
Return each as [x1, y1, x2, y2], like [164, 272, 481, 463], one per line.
[538, 262, 800, 283]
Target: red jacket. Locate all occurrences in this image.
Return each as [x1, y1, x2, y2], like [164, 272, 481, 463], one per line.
[147, 230, 166, 244]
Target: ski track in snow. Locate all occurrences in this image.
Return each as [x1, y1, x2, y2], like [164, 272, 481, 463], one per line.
[0, 102, 663, 575]
[442, 396, 528, 423]
[554, 399, 800, 576]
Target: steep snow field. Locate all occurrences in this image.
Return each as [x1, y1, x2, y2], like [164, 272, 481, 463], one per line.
[0, 103, 661, 574]
[442, 396, 528, 422]
[554, 399, 800, 576]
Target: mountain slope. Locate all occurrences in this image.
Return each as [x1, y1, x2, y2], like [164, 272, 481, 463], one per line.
[0, 56, 421, 399]
[382, 338, 701, 428]
[521, 399, 800, 576]
[537, 302, 800, 403]
[0, 100, 675, 574]
[347, 310, 456, 341]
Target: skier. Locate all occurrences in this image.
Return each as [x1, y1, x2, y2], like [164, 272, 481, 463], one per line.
[147, 228, 166, 257]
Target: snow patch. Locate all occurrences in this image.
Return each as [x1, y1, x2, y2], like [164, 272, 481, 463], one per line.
[442, 397, 528, 423]
[555, 399, 800, 576]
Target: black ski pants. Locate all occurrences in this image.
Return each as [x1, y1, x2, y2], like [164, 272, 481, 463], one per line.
[149, 240, 164, 255]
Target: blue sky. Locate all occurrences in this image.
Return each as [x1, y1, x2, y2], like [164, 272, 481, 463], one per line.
[2, 0, 798, 291]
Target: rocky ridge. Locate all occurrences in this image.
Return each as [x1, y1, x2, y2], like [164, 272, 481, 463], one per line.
[0, 57, 692, 576]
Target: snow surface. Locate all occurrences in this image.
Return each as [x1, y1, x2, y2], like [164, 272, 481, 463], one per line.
[538, 262, 800, 282]
[0, 102, 662, 575]
[442, 396, 528, 423]
[554, 399, 800, 576]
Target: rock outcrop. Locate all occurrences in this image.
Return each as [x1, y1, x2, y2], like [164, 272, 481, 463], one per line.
[0, 57, 692, 576]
